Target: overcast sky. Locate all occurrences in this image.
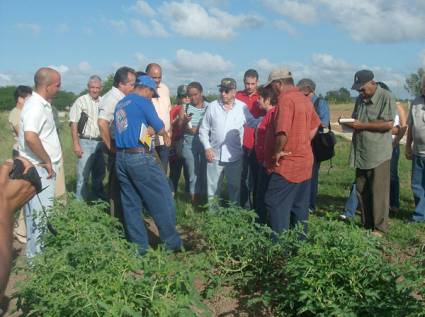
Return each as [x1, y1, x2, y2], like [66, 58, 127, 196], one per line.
[0, 0, 424, 98]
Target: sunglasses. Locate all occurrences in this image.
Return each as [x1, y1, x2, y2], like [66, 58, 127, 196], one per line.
[219, 88, 233, 94]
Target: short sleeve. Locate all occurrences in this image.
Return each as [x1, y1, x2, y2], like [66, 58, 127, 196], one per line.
[379, 94, 396, 122]
[98, 95, 115, 122]
[311, 110, 321, 131]
[23, 105, 44, 133]
[69, 98, 82, 122]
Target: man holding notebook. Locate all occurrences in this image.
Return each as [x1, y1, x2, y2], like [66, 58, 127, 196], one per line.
[113, 75, 182, 255]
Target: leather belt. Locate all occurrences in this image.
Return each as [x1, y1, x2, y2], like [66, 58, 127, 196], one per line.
[80, 136, 102, 141]
[117, 147, 149, 154]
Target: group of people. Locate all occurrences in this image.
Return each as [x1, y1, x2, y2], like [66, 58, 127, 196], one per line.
[5, 63, 425, 261]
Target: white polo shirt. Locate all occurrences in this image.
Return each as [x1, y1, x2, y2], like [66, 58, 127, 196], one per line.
[98, 86, 125, 139]
[19, 92, 62, 165]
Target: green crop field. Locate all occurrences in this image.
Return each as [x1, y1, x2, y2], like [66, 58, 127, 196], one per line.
[1, 110, 424, 316]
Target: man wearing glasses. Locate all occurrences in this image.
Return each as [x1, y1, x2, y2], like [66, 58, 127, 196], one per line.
[199, 78, 262, 209]
[342, 69, 396, 237]
[98, 67, 136, 224]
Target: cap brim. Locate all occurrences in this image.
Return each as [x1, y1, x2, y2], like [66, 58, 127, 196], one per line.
[351, 82, 362, 90]
[263, 80, 273, 88]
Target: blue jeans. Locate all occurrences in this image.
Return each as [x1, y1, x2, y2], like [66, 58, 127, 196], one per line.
[115, 151, 182, 254]
[75, 139, 105, 200]
[265, 173, 310, 234]
[411, 155, 425, 222]
[206, 159, 243, 207]
[181, 135, 206, 195]
[309, 159, 320, 211]
[343, 183, 358, 218]
[390, 145, 400, 209]
[24, 165, 57, 258]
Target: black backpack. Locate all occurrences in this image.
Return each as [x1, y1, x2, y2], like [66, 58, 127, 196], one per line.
[311, 97, 336, 162]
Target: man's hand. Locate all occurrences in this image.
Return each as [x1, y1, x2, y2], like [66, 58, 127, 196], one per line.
[163, 133, 171, 147]
[0, 157, 36, 301]
[73, 143, 83, 158]
[147, 127, 155, 136]
[344, 120, 364, 130]
[205, 148, 215, 162]
[41, 162, 56, 179]
[274, 151, 292, 167]
[405, 145, 413, 160]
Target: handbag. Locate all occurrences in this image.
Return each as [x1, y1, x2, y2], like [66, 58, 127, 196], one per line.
[311, 97, 336, 162]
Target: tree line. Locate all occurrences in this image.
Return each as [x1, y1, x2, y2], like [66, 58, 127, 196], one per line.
[0, 68, 423, 111]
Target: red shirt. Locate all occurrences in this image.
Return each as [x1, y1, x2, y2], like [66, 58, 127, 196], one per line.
[255, 106, 276, 164]
[264, 87, 320, 183]
[236, 90, 265, 150]
[170, 104, 183, 142]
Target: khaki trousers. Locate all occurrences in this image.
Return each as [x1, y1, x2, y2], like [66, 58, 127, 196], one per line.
[356, 160, 390, 233]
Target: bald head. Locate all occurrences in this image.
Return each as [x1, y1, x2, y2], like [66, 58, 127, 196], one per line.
[34, 67, 61, 101]
[34, 67, 60, 88]
[145, 63, 162, 88]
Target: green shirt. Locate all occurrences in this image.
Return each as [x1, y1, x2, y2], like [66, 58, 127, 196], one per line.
[349, 85, 396, 169]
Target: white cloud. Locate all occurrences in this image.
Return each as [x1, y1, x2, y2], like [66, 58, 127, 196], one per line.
[57, 23, 70, 33]
[264, 0, 317, 24]
[273, 19, 296, 35]
[131, 19, 169, 37]
[130, 0, 156, 16]
[108, 19, 127, 33]
[254, 53, 408, 98]
[0, 73, 11, 85]
[78, 61, 91, 73]
[16, 23, 41, 35]
[174, 49, 233, 72]
[132, 49, 234, 94]
[263, 0, 425, 43]
[48, 65, 70, 74]
[317, 0, 425, 43]
[160, 1, 263, 39]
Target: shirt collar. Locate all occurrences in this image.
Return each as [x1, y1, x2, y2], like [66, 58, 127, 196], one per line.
[369, 85, 382, 105]
[32, 91, 52, 109]
[219, 98, 235, 111]
[112, 86, 125, 98]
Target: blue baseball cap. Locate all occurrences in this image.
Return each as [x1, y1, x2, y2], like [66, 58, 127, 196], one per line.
[135, 75, 159, 98]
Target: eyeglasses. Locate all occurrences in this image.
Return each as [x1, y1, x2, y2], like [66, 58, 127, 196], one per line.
[219, 88, 232, 94]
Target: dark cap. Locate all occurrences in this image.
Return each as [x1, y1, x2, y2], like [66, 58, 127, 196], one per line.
[351, 70, 374, 90]
[177, 84, 188, 97]
[218, 78, 236, 90]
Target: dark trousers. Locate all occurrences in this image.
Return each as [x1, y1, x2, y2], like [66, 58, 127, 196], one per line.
[240, 148, 259, 209]
[356, 160, 390, 233]
[255, 165, 270, 224]
[265, 173, 311, 234]
[155, 145, 170, 173]
[390, 145, 400, 209]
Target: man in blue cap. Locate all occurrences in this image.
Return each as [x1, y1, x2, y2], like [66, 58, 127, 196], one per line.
[113, 75, 182, 254]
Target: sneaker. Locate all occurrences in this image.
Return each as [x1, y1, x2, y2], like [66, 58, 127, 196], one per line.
[339, 214, 348, 221]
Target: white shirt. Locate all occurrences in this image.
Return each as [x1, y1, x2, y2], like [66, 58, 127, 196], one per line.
[98, 86, 125, 122]
[69, 94, 102, 138]
[152, 83, 171, 145]
[98, 86, 125, 139]
[19, 92, 62, 165]
[199, 98, 261, 162]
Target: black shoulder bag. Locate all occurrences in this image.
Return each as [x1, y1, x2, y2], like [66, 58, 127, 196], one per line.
[311, 97, 336, 162]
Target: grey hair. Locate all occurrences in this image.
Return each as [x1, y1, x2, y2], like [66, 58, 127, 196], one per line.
[297, 78, 316, 92]
[88, 75, 102, 84]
